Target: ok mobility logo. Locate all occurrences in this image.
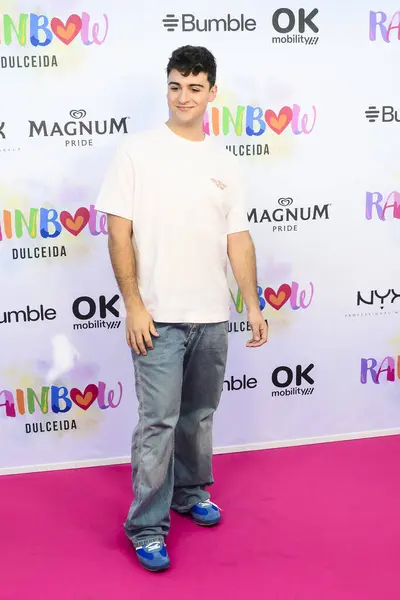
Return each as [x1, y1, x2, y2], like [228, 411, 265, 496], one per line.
[72, 294, 121, 331]
[271, 8, 319, 45]
[271, 364, 315, 397]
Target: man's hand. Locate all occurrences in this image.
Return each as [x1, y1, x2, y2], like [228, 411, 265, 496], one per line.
[126, 306, 159, 355]
[246, 310, 268, 348]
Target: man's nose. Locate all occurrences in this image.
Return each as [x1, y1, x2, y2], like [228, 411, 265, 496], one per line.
[178, 89, 190, 104]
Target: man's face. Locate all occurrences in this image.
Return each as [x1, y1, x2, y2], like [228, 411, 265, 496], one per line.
[167, 69, 217, 126]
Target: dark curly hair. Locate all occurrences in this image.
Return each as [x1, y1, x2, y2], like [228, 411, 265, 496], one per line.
[167, 46, 217, 88]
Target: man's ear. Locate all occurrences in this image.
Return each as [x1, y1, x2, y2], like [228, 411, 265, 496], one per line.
[209, 85, 218, 102]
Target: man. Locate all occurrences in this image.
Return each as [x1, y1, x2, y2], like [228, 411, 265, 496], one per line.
[96, 45, 268, 572]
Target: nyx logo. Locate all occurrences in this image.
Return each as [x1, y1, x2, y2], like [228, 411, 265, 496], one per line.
[357, 289, 400, 309]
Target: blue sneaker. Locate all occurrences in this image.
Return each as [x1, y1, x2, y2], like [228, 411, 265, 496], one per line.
[135, 541, 170, 572]
[190, 499, 221, 526]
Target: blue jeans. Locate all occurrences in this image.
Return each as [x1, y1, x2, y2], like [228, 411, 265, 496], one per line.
[124, 322, 228, 548]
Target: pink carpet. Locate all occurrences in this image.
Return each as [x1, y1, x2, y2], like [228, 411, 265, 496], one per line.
[1, 436, 400, 600]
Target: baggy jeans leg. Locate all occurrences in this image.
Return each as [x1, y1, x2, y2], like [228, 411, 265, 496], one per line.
[171, 322, 228, 512]
[124, 324, 186, 546]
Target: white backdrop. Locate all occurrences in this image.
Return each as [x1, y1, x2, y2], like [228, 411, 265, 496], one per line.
[1, 0, 400, 473]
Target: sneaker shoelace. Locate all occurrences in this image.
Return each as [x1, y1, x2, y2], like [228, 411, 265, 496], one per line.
[197, 500, 222, 511]
[138, 542, 163, 552]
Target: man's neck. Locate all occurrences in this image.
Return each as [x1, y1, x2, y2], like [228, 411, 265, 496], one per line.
[165, 119, 205, 142]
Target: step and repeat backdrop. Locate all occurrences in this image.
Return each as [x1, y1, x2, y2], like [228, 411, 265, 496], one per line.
[1, 0, 399, 472]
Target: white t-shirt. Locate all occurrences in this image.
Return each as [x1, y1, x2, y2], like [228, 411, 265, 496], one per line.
[95, 124, 249, 323]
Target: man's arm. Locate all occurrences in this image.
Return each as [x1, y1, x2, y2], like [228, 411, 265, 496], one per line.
[107, 214, 158, 355]
[227, 231, 268, 347]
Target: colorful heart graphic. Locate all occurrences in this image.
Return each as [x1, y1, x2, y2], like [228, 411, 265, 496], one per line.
[265, 107, 293, 135]
[60, 207, 90, 236]
[50, 15, 82, 45]
[264, 284, 292, 310]
[70, 384, 99, 411]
